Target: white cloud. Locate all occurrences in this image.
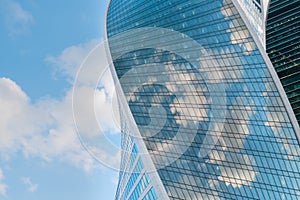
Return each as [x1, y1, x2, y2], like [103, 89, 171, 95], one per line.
[1, 0, 34, 36]
[0, 39, 121, 172]
[21, 177, 38, 193]
[46, 39, 101, 81]
[0, 77, 98, 171]
[46, 39, 121, 170]
[0, 168, 8, 196]
[47, 38, 119, 133]
[0, 77, 40, 156]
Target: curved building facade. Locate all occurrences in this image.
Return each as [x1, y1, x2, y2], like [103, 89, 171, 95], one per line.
[266, 0, 300, 125]
[105, 0, 300, 199]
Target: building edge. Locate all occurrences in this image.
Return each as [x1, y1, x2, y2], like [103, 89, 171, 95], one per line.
[232, 0, 300, 145]
[103, 1, 170, 199]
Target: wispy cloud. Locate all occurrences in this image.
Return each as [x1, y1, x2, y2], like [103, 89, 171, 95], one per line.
[1, 0, 34, 36]
[21, 177, 38, 193]
[46, 39, 101, 80]
[0, 168, 8, 196]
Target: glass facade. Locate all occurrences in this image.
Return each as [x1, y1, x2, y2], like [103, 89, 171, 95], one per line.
[235, 0, 264, 45]
[266, 0, 300, 125]
[106, 0, 300, 199]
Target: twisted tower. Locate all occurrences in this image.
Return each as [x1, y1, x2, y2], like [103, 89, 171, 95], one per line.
[105, 0, 300, 199]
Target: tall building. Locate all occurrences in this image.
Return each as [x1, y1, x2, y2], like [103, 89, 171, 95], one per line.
[266, 0, 300, 125]
[105, 0, 300, 199]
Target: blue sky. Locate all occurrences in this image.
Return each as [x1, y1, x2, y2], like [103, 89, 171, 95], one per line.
[0, 0, 121, 199]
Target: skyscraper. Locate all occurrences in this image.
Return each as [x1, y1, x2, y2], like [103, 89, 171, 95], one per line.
[266, 0, 300, 125]
[105, 0, 300, 199]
